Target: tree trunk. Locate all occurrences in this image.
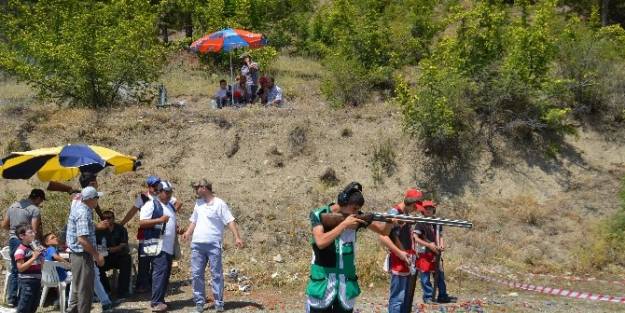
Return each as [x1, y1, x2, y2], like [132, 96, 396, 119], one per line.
[184, 12, 193, 38]
[161, 24, 168, 43]
[601, 0, 610, 26]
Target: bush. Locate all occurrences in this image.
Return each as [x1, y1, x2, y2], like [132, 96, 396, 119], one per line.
[578, 178, 625, 270]
[396, 1, 619, 156]
[305, 0, 440, 106]
[0, 0, 167, 108]
[395, 68, 472, 156]
[370, 139, 397, 185]
[321, 54, 370, 107]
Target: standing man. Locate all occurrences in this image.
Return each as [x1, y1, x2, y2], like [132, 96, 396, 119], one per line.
[305, 182, 394, 313]
[240, 55, 259, 103]
[379, 188, 424, 313]
[140, 181, 178, 312]
[2, 188, 45, 307]
[120, 175, 181, 293]
[414, 201, 456, 304]
[96, 210, 132, 298]
[182, 179, 245, 313]
[66, 186, 106, 313]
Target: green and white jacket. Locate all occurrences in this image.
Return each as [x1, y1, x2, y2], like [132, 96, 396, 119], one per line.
[306, 205, 362, 310]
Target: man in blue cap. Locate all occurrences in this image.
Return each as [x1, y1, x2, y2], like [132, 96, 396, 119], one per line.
[120, 175, 181, 293]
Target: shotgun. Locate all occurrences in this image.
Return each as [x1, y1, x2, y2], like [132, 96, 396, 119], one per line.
[432, 224, 442, 302]
[320, 212, 473, 230]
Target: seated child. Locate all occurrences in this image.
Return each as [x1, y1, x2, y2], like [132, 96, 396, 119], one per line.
[214, 79, 232, 108]
[43, 232, 70, 282]
[233, 75, 248, 105]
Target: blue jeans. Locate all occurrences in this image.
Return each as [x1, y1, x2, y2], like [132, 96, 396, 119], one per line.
[94, 266, 112, 305]
[419, 270, 448, 302]
[17, 278, 41, 313]
[8, 237, 21, 305]
[388, 274, 411, 313]
[151, 252, 173, 306]
[191, 242, 223, 307]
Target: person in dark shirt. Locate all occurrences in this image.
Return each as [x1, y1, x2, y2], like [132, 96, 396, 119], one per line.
[96, 210, 131, 298]
[414, 201, 457, 304]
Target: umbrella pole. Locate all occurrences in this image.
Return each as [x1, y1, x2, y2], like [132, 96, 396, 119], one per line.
[230, 52, 234, 107]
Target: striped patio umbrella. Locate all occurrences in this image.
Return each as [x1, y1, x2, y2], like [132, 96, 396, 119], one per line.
[0, 144, 139, 181]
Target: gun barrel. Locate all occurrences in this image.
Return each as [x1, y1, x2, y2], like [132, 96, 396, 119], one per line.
[373, 213, 473, 229]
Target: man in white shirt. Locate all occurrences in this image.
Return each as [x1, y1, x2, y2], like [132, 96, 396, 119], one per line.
[139, 181, 178, 312]
[182, 179, 244, 313]
[119, 175, 181, 293]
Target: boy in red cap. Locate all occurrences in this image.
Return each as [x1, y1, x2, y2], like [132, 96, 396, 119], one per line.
[414, 201, 457, 304]
[379, 188, 424, 313]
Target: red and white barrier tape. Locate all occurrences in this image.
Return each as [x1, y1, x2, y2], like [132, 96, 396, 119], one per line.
[459, 266, 625, 304]
[478, 266, 625, 286]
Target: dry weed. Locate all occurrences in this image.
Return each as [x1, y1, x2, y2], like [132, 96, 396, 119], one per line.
[370, 139, 397, 185]
[288, 123, 309, 156]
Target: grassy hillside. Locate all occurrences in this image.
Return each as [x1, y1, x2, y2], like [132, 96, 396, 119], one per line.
[1, 54, 624, 291]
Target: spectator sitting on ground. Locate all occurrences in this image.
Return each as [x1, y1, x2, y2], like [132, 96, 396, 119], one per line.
[266, 77, 283, 107]
[254, 76, 270, 105]
[96, 210, 132, 299]
[232, 75, 248, 106]
[213, 79, 231, 108]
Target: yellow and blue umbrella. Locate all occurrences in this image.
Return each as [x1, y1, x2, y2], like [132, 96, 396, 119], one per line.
[0, 144, 139, 181]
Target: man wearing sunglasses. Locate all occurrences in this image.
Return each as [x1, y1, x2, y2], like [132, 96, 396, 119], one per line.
[139, 181, 179, 312]
[119, 175, 181, 293]
[182, 179, 244, 313]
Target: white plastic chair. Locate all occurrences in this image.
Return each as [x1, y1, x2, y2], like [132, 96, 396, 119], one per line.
[1, 246, 12, 304]
[40, 261, 70, 312]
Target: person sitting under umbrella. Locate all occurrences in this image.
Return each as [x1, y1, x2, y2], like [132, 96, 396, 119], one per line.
[213, 79, 232, 109]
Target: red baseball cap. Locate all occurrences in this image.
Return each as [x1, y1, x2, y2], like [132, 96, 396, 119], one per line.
[404, 188, 423, 200]
[421, 200, 436, 209]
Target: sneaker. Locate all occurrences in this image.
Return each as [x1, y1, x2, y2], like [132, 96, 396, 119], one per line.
[195, 303, 204, 312]
[152, 303, 168, 312]
[437, 296, 458, 303]
[215, 304, 224, 312]
[102, 303, 114, 312]
[423, 298, 433, 304]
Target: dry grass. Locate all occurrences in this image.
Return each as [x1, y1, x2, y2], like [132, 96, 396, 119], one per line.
[0, 78, 33, 102]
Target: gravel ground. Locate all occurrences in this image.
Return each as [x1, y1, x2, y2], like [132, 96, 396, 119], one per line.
[15, 274, 622, 313]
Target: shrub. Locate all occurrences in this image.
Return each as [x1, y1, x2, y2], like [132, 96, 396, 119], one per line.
[306, 0, 440, 106]
[321, 54, 370, 107]
[288, 123, 309, 156]
[370, 139, 397, 185]
[578, 178, 625, 270]
[0, 0, 167, 108]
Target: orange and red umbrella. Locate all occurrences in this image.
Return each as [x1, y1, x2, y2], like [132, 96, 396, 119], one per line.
[190, 28, 267, 54]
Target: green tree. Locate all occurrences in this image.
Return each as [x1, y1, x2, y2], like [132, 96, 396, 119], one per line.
[0, 0, 167, 108]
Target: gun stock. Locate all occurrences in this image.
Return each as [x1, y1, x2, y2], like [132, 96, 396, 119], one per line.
[47, 181, 75, 193]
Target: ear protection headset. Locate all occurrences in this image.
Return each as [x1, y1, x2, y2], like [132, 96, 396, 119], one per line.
[337, 181, 363, 206]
